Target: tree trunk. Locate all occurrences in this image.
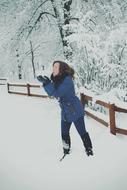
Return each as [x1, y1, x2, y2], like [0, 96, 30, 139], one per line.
[50, 0, 73, 60]
[63, 0, 73, 60]
[30, 40, 36, 78]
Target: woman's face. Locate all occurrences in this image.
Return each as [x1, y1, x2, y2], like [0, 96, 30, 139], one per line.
[53, 62, 60, 76]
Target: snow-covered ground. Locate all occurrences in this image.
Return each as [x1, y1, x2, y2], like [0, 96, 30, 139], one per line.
[0, 85, 127, 190]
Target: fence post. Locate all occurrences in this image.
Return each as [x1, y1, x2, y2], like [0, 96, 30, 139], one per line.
[80, 93, 86, 109]
[7, 83, 10, 93]
[109, 104, 116, 135]
[27, 83, 30, 96]
[80, 93, 84, 104]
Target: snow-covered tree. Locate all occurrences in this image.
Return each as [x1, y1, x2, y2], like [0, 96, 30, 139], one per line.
[0, 0, 127, 100]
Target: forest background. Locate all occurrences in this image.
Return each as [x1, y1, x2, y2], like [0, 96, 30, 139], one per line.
[0, 0, 127, 99]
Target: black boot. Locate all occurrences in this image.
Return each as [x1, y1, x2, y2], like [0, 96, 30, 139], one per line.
[62, 134, 71, 155]
[81, 132, 93, 156]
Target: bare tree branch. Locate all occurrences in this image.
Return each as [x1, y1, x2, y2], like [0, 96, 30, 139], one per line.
[89, 18, 96, 25]
[26, 11, 56, 39]
[25, 44, 40, 56]
[119, 42, 127, 63]
[69, 17, 79, 22]
[18, 0, 53, 39]
[28, 0, 50, 24]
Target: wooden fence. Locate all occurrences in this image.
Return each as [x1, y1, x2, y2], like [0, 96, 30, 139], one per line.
[80, 93, 127, 136]
[0, 78, 7, 85]
[7, 83, 48, 98]
[6, 82, 127, 135]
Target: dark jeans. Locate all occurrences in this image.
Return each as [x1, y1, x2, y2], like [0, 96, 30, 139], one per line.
[61, 116, 87, 137]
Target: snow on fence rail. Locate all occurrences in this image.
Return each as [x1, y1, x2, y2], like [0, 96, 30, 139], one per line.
[0, 78, 7, 85]
[7, 83, 49, 98]
[80, 93, 127, 136]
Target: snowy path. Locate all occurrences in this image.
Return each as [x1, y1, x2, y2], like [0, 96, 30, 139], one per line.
[0, 86, 127, 190]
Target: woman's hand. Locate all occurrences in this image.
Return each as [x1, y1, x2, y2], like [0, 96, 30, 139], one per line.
[37, 75, 51, 86]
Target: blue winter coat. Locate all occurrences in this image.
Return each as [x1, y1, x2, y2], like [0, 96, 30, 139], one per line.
[43, 76, 84, 122]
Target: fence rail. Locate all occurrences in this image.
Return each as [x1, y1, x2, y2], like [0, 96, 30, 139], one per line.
[0, 78, 7, 85]
[6, 82, 127, 136]
[7, 83, 49, 98]
[80, 93, 127, 136]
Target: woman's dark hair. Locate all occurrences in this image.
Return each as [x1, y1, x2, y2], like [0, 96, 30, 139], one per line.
[53, 60, 75, 79]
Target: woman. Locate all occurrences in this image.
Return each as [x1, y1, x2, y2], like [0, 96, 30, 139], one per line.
[37, 60, 93, 158]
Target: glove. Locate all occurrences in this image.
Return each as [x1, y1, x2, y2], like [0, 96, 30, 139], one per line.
[43, 76, 51, 86]
[37, 75, 44, 82]
[37, 75, 51, 86]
